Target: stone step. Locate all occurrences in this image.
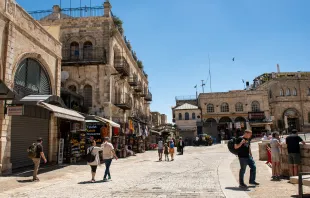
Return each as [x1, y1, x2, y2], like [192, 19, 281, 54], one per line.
[290, 175, 310, 186]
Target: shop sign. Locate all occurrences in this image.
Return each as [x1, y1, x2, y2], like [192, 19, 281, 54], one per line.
[58, 138, 64, 165]
[7, 105, 24, 116]
[86, 125, 103, 144]
[248, 111, 265, 121]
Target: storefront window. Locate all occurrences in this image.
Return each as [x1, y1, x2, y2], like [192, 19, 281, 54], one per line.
[14, 58, 51, 97]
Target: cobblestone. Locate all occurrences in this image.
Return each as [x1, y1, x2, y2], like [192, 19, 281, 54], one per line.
[0, 145, 232, 198]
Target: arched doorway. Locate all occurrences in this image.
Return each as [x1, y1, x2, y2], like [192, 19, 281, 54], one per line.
[203, 118, 217, 137]
[218, 117, 233, 140]
[11, 58, 51, 169]
[283, 108, 300, 132]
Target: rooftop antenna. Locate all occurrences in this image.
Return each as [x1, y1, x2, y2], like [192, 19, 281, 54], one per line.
[208, 54, 212, 92]
[201, 80, 205, 93]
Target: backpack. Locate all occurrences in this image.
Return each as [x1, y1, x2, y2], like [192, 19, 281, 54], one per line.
[86, 147, 96, 163]
[27, 143, 37, 159]
[227, 137, 239, 155]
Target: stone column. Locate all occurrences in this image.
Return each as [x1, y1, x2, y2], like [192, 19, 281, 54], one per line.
[103, 1, 112, 17]
[0, 102, 12, 175]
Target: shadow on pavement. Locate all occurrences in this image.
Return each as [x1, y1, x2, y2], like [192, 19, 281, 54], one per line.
[225, 187, 254, 191]
[78, 180, 105, 184]
[291, 194, 310, 198]
[16, 179, 34, 183]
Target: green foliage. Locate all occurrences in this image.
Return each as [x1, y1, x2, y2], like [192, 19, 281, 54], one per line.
[137, 60, 143, 69]
[113, 15, 124, 35]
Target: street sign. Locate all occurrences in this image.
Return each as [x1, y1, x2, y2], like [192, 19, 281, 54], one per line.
[7, 105, 24, 116]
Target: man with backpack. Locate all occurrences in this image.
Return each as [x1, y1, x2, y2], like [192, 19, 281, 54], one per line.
[29, 138, 47, 182]
[234, 130, 259, 188]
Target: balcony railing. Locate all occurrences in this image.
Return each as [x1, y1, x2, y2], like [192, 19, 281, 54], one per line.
[134, 81, 142, 92]
[114, 93, 132, 110]
[28, 6, 105, 21]
[140, 88, 147, 97]
[114, 56, 130, 76]
[145, 91, 152, 102]
[128, 76, 138, 86]
[62, 47, 107, 66]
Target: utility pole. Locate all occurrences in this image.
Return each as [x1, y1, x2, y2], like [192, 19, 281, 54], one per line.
[208, 54, 212, 93]
[201, 80, 205, 93]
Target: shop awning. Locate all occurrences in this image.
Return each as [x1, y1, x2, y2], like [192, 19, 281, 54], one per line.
[39, 102, 85, 122]
[150, 130, 161, 135]
[0, 80, 15, 100]
[86, 115, 120, 128]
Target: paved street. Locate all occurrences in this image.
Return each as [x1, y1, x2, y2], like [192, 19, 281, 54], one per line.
[0, 144, 242, 198]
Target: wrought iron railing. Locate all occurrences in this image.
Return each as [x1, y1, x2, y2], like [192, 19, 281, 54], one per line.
[28, 6, 104, 21]
[114, 93, 132, 109]
[145, 91, 152, 101]
[114, 56, 130, 76]
[62, 47, 107, 64]
[128, 76, 138, 86]
[134, 81, 142, 92]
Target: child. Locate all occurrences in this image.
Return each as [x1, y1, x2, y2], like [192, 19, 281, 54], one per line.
[164, 143, 169, 161]
[169, 140, 175, 161]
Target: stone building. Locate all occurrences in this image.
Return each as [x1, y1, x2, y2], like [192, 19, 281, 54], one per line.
[0, 0, 74, 174]
[36, 2, 152, 132]
[172, 103, 201, 145]
[161, 114, 167, 125]
[198, 90, 271, 138]
[252, 72, 310, 132]
[151, 112, 161, 127]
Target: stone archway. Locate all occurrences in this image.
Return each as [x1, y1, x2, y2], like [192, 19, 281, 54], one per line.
[283, 108, 301, 132]
[219, 116, 232, 123]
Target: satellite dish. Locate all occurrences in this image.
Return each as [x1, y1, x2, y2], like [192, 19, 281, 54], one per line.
[61, 71, 69, 82]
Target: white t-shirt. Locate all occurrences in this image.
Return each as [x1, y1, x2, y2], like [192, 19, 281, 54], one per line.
[270, 138, 280, 154]
[158, 141, 163, 149]
[101, 142, 114, 159]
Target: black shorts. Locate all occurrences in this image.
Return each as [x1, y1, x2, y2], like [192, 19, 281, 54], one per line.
[90, 165, 97, 173]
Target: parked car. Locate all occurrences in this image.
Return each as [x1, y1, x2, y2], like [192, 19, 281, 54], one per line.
[193, 134, 213, 146]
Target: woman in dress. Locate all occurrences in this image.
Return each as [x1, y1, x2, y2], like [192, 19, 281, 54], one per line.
[87, 140, 103, 183]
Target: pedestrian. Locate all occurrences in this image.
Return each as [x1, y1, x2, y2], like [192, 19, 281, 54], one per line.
[158, 138, 164, 161]
[87, 140, 103, 183]
[164, 143, 169, 161]
[169, 140, 175, 161]
[101, 137, 118, 182]
[234, 130, 259, 188]
[30, 138, 47, 182]
[286, 129, 306, 176]
[270, 132, 281, 180]
[177, 137, 185, 155]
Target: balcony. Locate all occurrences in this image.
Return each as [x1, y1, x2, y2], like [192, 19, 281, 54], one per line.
[145, 91, 152, 101]
[114, 93, 132, 110]
[128, 76, 138, 86]
[140, 88, 147, 97]
[114, 56, 130, 77]
[62, 47, 107, 66]
[134, 81, 142, 92]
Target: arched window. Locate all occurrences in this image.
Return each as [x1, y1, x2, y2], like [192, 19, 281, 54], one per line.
[292, 88, 297, 96]
[185, 112, 189, 120]
[235, 102, 243, 112]
[269, 90, 272, 99]
[14, 58, 51, 97]
[83, 41, 93, 60]
[207, 104, 214, 113]
[286, 88, 291, 96]
[84, 84, 92, 108]
[280, 89, 284, 96]
[251, 101, 260, 112]
[178, 113, 182, 120]
[221, 103, 229, 112]
[68, 85, 77, 92]
[192, 113, 196, 119]
[70, 42, 79, 60]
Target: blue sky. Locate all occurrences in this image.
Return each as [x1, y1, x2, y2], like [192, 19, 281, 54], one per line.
[17, 0, 310, 123]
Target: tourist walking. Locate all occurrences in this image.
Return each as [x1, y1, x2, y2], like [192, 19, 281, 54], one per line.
[164, 143, 169, 161]
[234, 130, 259, 188]
[29, 138, 47, 182]
[286, 129, 305, 176]
[177, 137, 185, 155]
[158, 138, 164, 161]
[270, 132, 281, 180]
[169, 140, 175, 161]
[101, 137, 118, 182]
[87, 140, 103, 183]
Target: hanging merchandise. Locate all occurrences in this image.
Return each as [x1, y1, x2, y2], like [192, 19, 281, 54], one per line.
[113, 127, 119, 136]
[138, 123, 142, 136]
[100, 125, 109, 139]
[145, 126, 149, 137]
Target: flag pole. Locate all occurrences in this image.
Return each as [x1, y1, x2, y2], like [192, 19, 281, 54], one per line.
[208, 54, 212, 93]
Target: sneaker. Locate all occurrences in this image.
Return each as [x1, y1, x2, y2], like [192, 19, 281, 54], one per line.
[239, 184, 248, 188]
[91, 179, 95, 183]
[108, 176, 111, 180]
[249, 181, 260, 185]
[103, 178, 108, 182]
